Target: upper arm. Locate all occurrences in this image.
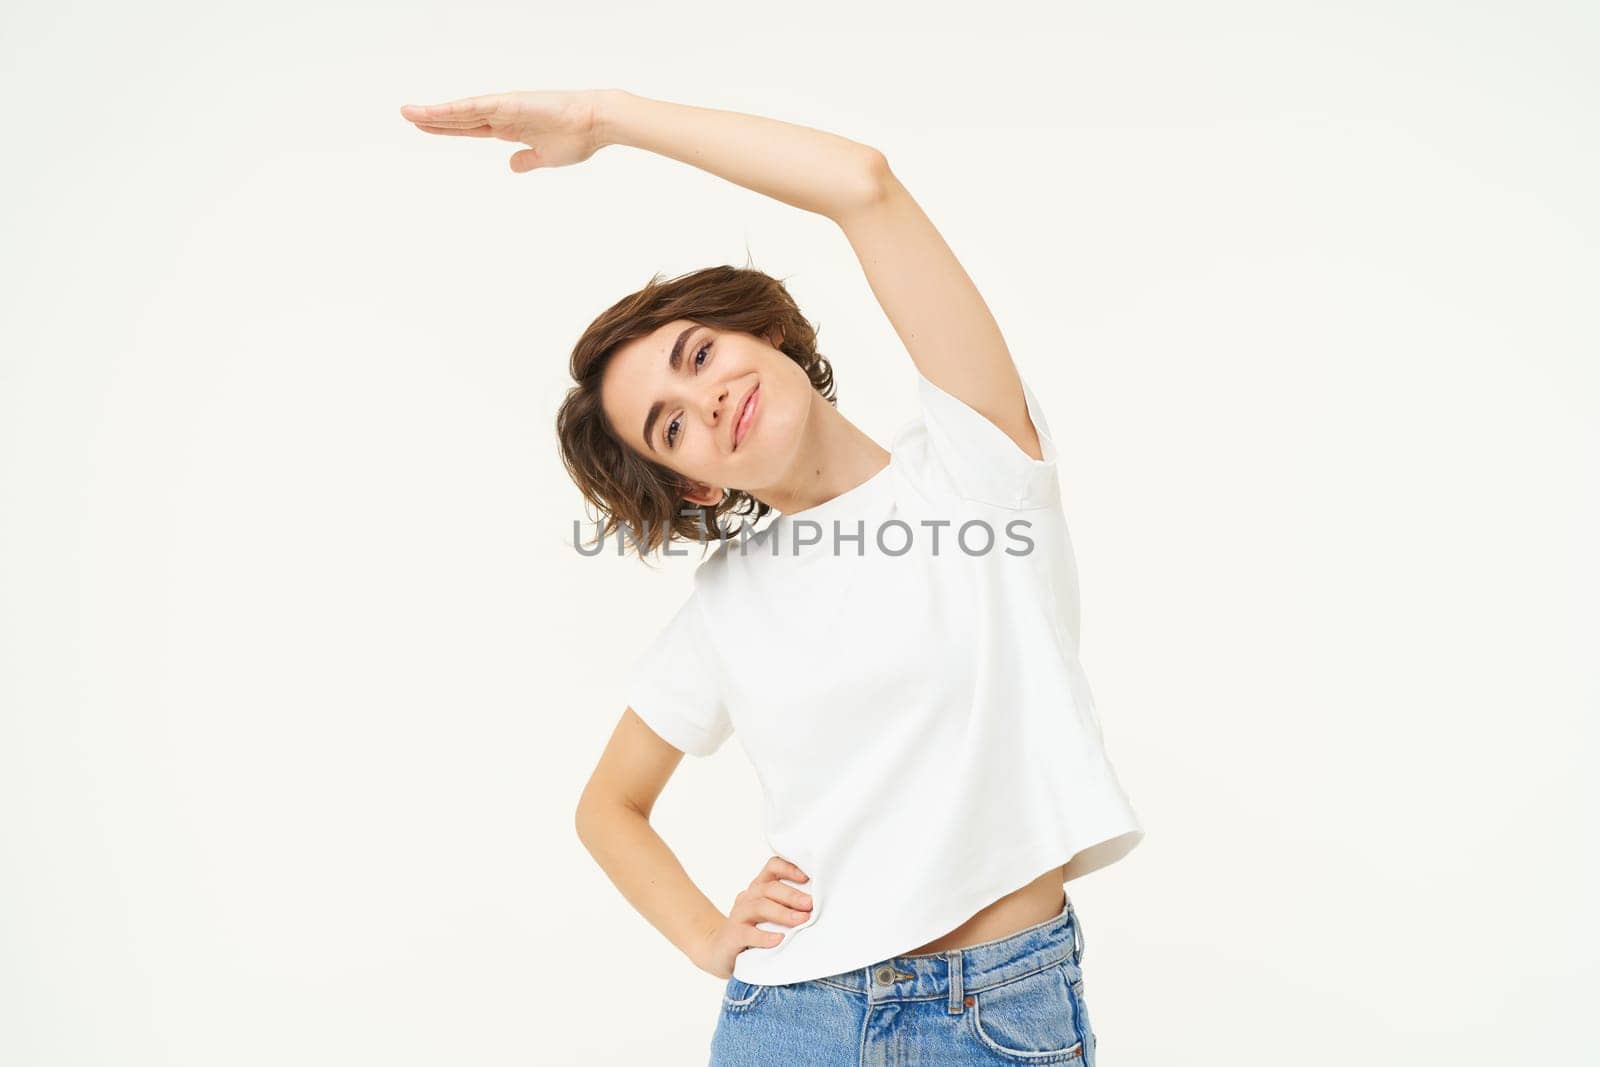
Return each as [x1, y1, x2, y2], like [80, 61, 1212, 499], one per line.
[577, 707, 686, 823]
[836, 155, 1045, 462]
[621, 588, 734, 758]
[578, 581, 730, 824]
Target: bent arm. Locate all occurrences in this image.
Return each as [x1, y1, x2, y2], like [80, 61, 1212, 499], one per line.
[595, 88, 885, 222]
[573, 708, 725, 973]
[575, 797, 725, 971]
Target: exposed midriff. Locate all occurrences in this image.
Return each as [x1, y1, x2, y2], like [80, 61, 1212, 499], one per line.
[899, 863, 1069, 957]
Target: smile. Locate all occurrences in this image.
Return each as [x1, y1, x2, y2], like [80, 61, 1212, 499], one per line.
[733, 383, 760, 450]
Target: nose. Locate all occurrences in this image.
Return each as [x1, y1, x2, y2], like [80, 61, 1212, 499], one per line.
[695, 381, 733, 443]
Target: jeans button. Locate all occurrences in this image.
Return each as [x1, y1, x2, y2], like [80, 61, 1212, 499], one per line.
[875, 965, 894, 985]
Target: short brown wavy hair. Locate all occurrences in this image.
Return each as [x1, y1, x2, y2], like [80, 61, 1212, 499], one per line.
[557, 264, 837, 562]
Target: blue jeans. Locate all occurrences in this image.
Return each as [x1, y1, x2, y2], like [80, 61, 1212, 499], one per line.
[710, 894, 1097, 1066]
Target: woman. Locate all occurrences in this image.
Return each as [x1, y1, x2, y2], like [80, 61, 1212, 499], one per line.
[402, 88, 1144, 1065]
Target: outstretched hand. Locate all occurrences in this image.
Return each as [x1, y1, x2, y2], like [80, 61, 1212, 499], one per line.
[399, 89, 605, 172]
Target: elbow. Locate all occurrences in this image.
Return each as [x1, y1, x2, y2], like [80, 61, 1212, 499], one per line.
[574, 788, 604, 847]
[574, 789, 647, 848]
[859, 146, 891, 192]
[834, 147, 894, 219]
[574, 798, 591, 847]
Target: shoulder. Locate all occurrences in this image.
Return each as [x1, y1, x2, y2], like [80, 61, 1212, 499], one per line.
[892, 366, 1062, 511]
[690, 535, 740, 597]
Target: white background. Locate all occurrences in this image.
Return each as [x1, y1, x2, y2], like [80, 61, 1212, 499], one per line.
[2, 1, 1595, 1064]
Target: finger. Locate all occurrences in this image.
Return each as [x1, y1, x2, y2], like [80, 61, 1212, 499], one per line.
[413, 123, 494, 137]
[753, 896, 812, 927]
[400, 97, 499, 124]
[403, 114, 494, 129]
[735, 895, 810, 928]
[766, 882, 813, 910]
[509, 149, 541, 172]
[749, 857, 787, 892]
[749, 868, 801, 897]
[757, 857, 810, 887]
[741, 925, 784, 949]
[747, 881, 811, 910]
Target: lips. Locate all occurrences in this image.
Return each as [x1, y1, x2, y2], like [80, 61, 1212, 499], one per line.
[733, 383, 759, 451]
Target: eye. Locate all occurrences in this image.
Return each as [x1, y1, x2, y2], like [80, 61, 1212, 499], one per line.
[665, 340, 713, 448]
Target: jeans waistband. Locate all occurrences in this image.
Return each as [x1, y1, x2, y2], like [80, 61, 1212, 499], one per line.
[813, 894, 1082, 1002]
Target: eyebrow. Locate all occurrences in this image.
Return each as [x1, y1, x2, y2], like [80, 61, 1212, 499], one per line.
[641, 324, 700, 454]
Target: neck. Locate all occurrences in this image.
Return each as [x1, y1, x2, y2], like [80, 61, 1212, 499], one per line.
[755, 401, 890, 517]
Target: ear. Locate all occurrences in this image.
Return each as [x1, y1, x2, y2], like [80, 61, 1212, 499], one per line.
[766, 325, 785, 349]
[681, 482, 725, 508]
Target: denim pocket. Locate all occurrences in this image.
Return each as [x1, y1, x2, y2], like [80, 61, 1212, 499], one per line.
[721, 976, 770, 1013]
[966, 960, 1087, 1063]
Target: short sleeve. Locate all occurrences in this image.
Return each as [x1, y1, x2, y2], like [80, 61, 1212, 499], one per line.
[915, 368, 1061, 509]
[623, 590, 733, 757]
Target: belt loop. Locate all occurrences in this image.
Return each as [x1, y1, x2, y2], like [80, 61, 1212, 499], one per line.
[946, 949, 964, 1014]
[1072, 904, 1085, 963]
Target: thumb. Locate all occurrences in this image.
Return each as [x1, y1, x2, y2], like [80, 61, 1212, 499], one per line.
[509, 148, 542, 173]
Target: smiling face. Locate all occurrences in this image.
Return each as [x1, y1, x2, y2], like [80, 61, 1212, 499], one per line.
[600, 318, 813, 507]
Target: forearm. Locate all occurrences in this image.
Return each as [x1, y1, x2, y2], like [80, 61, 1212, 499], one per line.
[595, 88, 886, 222]
[575, 800, 725, 969]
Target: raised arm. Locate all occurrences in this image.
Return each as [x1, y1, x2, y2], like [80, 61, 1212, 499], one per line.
[594, 88, 884, 223]
[401, 87, 1037, 457]
[831, 167, 1044, 461]
[401, 87, 880, 219]
[597, 90, 1039, 458]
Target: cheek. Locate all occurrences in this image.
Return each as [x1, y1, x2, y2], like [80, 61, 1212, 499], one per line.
[762, 391, 803, 450]
[681, 444, 722, 483]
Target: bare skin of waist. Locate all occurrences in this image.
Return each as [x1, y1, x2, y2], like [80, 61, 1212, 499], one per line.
[899, 863, 1069, 956]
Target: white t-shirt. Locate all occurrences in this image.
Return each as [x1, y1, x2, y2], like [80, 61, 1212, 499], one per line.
[623, 367, 1144, 986]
